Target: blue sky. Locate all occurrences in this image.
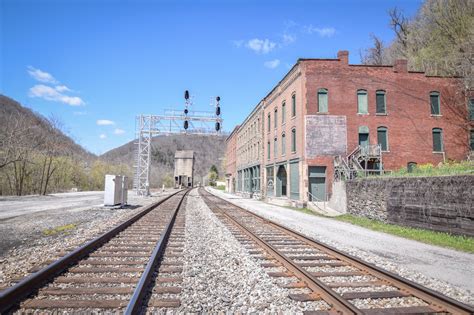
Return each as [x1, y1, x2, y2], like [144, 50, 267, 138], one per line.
[1, 0, 421, 155]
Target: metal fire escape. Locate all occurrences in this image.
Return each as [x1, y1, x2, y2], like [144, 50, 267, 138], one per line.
[334, 144, 383, 181]
[133, 92, 223, 196]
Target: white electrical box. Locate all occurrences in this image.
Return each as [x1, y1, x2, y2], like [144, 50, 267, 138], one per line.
[104, 175, 128, 206]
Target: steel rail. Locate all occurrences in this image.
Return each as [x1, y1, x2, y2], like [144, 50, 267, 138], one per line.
[0, 189, 184, 314]
[199, 189, 361, 315]
[125, 188, 190, 314]
[201, 188, 474, 315]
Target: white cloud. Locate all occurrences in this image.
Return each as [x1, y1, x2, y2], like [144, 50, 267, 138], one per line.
[282, 33, 296, 45]
[114, 128, 125, 135]
[246, 38, 276, 54]
[73, 111, 87, 116]
[97, 119, 115, 126]
[55, 85, 71, 92]
[27, 66, 57, 84]
[304, 25, 336, 38]
[264, 59, 281, 69]
[29, 84, 85, 106]
[99, 134, 107, 139]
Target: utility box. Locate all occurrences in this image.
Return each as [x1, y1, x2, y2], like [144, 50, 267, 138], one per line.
[104, 175, 128, 206]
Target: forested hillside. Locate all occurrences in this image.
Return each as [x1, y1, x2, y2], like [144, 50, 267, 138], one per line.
[101, 134, 227, 187]
[0, 95, 130, 195]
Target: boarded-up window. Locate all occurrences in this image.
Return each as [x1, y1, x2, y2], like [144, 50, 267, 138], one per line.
[292, 94, 296, 117]
[318, 89, 328, 113]
[282, 102, 286, 124]
[376, 90, 386, 114]
[267, 141, 270, 159]
[291, 128, 296, 152]
[430, 92, 440, 115]
[432, 128, 443, 152]
[281, 133, 286, 155]
[469, 99, 474, 121]
[274, 137, 278, 156]
[290, 162, 299, 200]
[267, 114, 271, 132]
[357, 90, 368, 114]
[377, 126, 388, 151]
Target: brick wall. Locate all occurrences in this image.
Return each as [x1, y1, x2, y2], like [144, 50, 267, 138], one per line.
[346, 175, 474, 236]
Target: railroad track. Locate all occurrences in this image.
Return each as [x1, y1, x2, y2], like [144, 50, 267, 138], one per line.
[199, 188, 474, 315]
[0, 189, 190, 314]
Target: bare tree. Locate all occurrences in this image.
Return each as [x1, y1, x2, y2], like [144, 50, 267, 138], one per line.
[361, 34, 386, 65]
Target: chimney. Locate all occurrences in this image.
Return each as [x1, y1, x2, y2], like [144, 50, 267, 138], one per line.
[394, 59, 408, 73]
[337, 50, 349, 64]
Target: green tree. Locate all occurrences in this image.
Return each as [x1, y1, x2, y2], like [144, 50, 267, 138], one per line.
[208, 171, 218, 186]
[210, 164, 219, 177]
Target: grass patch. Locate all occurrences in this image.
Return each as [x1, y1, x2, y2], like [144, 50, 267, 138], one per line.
[43, 223, 77, 236]
[375, 160, 474, 178]
[215, 185, 226, 191]
[334, 215, 474, 253]
[284, 206, 474, 253]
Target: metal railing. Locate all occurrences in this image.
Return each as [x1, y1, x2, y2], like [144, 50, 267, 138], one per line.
[307, 191, 327, 213]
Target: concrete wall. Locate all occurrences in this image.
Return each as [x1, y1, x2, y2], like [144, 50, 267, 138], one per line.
[328, 181, 347, 213]
[346, 175, 474, 236]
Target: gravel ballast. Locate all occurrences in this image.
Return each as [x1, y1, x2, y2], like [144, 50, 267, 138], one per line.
[0, 190, 175, 289]
[207, 188, 474, 306]
[180, 189, 330, 313]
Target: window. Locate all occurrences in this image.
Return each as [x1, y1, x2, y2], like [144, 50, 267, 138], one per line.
[318, 88, 328, 113]
[470, 129, 474, 150]
[281, 133, 286, 155]
[291, 93, 296, 117]
[267, 113, 271, 132]
[357, 90, 368, 114]
[267, 141, 270, 159]
[469, 98, 474, 121]
[376, 90, 386, 114]
[430, 91, 440, 115]
[407, 162, 417, 173]
[274, 109, 278, 129]
[432, 128, 443, 152]
[274, 137, 278, 156]
[377, 127, 388, 151]
[291, 128, 296, 152]
[266, 166, 274, 197]
[282, 101, 286, 124]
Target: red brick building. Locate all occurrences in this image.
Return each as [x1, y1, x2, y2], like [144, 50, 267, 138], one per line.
[224, 125, 239, 193]
[227, 50, 471, 206]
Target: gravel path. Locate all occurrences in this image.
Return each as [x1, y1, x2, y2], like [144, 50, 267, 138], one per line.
[0, 190, 176, 289]
[208, 188, 474, 306]
[180, 189, 330, 313]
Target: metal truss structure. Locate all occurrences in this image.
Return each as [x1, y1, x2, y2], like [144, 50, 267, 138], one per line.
[133, 95, 223, 196]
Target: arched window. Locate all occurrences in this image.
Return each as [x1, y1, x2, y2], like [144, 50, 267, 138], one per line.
[430, 91, 441, 115]
[274, 109, 278, 129]
[318, 88, 328, 113]
[377, 126, 388, 151]
[267, 113, 271, 132]
[432, 128, 443, 152]
[274, 137, 278, 156]
[267, 141, 270, 160]
[357, 89, 368, 114]
[281, 133, 286, 155]
[291, 128, 296, 153]
[376, 90, 386, 114]
[282, 101, 286, 124]
[291, 93, 296, 117]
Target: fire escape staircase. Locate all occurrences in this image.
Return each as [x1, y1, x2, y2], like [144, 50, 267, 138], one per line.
[334, 144, 383, 181]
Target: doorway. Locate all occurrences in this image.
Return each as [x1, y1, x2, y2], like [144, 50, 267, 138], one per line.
[276, 165, 287, 197]
[308, 166, 326, 201]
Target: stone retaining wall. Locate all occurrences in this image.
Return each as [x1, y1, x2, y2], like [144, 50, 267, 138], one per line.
[346, 175, 474, 236]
